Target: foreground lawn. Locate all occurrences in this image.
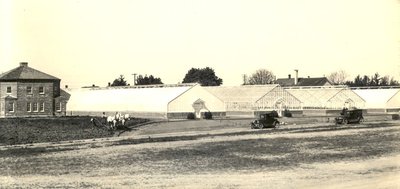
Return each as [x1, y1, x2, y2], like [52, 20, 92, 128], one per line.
[0, 123, 399, 188]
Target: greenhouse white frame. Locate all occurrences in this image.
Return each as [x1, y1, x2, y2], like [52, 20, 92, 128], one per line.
[205, 85, 302, 116]
[67, 83, 226, 119]
[352, 88, 400, 110]
[285, 86, 366, 110]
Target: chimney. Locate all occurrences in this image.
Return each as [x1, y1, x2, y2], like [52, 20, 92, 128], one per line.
[294, 69, 299, 85]
[288, 74, 291, 79]
[20, 62, 28, 67]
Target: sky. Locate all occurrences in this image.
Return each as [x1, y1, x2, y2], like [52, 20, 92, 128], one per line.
[1, 0, 399, 88]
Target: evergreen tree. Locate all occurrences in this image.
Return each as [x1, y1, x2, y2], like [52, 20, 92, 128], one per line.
[111, 75, 128, 86]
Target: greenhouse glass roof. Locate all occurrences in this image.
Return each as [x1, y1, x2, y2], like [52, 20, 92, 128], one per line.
[353, 88, 400, 108]
[67, 85, 192, 112]
[204, 85, 279, 103]
[285, 86, 365, 108]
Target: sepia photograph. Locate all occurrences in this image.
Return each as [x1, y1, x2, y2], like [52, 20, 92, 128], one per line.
[0, 0, 399, 188]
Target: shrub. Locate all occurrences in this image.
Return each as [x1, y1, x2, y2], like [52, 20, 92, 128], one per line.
[187, 113, 195, 120]
[271, 110, 279, 118]
[283, 109, 292, 117]
[204, 112, 213, 119]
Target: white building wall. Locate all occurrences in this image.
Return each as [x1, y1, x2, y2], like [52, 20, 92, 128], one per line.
[168, 85, 225, 113]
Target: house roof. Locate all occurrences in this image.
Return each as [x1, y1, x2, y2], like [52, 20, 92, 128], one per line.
[276, 77, 331, 87]
[0, 63, 60, 81]
[204, 85, 279, 103]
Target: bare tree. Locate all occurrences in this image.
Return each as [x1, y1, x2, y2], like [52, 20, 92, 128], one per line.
[327, 70, 349, 85]
[245, 69, 276, 85]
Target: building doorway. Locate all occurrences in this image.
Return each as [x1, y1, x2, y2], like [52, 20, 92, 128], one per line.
[274, 98, 285, 117]
[192, 99, 208, 119]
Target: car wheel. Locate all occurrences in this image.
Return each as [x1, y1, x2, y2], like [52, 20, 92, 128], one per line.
[358, 117, 364, 124]
[343, 119, 348, 124]
[258, 123, 264, 129]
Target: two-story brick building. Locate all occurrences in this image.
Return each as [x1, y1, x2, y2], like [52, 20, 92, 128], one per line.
[0, 62, 70, 117]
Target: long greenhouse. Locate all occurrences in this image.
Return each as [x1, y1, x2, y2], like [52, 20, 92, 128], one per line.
[205, 85, 302, 116]
[67, 84, 226, 119]
[352, 88, 400, 112]
[285, 86, 366, 110]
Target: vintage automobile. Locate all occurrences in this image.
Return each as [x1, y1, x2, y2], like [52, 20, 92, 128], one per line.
[251, 111, 280, 129]
[335, 109, 364, 125]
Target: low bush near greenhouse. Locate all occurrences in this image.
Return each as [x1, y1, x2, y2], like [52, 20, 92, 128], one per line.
[187, 113, 195, 120]
[204, 112, 213, 119]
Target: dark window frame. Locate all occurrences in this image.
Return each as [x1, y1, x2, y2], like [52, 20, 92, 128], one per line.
[39, 86, 45, 94]
[6, 86, 11, 94]
[26, 86, 32, 94]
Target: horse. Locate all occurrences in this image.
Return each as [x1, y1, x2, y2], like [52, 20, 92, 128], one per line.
[118, 114, 131, 126]
[107, 116, 118, 129]
[123, 113, 131, 120]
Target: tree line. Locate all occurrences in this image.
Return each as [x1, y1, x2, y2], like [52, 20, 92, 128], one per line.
[108, 68, 399, 87]
[109, 67, 223, 87]
[328, 70, 400, 87]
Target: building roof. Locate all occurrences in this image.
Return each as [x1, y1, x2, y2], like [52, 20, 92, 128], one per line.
[55, 89, 71, 100]
[276, 77, 331, 87]
[204, 85, 279, 103]
[0, 63, 60, 81]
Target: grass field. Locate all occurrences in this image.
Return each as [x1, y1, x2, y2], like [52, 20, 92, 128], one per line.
[0, 116, 149, 145]
[0, 118, 399, 188]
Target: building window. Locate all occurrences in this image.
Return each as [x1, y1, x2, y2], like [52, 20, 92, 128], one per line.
[55, 102, 62, 112]
[27, 86, 32, 94]
[33, 103, 38, 112]
[39, 86, 44, 94]
[8, 102, 14, 112]
[39, 102, 45, 112]
[6, 86, 11, 94]
[27, 103, 31, 112]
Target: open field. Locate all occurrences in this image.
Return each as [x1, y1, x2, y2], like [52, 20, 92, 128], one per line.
[0, 117, 149, 145]
[0, 118, 399, 188]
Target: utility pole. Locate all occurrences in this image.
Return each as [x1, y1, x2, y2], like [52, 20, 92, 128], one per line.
[132, 73, 137, 86]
